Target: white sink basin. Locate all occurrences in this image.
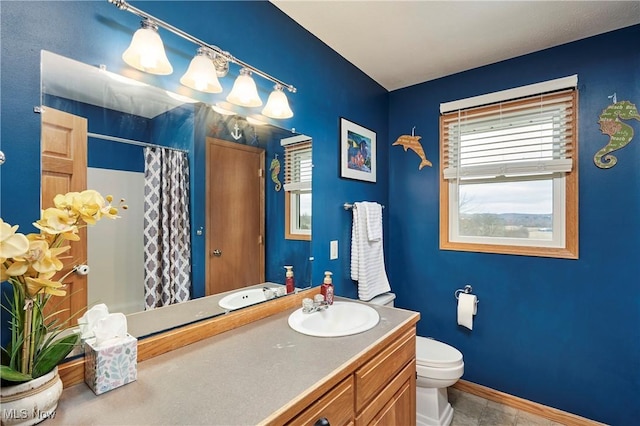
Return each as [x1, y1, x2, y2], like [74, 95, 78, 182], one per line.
[218, 288, 270, 310]
[288, 301, 380, 337]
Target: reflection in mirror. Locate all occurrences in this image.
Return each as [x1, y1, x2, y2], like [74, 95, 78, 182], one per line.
[40, 51, 312, 336]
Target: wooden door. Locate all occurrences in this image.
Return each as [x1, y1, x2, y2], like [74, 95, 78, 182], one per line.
[41, 107, 88, 324]
[206, 138, 264, 295]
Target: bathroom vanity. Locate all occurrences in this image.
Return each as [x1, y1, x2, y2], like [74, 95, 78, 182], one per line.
[49, 291, 419, 425]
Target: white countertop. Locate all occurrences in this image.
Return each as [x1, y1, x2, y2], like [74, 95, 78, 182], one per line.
[49, 300, 418, 425]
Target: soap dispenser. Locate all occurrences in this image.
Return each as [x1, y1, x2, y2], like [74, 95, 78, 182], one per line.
[284, 266, 295, 294]
[321, 271, 334, 305]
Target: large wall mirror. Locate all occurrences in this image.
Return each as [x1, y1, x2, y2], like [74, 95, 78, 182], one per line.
[40, 51, 312, 337]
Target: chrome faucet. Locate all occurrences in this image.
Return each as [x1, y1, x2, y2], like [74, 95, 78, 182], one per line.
[302, 296, 329, 314]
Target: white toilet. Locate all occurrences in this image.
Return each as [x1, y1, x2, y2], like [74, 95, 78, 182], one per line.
[368, 293, 464, 426]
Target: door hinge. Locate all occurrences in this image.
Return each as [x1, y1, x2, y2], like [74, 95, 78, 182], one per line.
[258, 168, 264, 177]
[258, 235, 263, 244]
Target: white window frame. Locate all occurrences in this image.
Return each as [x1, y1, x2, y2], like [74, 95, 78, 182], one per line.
[288, 191, 311, 237]
[448, 176, 566, 248]
[439, 76, 578, 259]
[281, 135, 312, 241]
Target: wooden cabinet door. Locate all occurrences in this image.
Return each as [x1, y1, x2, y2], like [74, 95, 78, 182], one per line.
[357, 361, 416, 426]
[369, 369, 415, 425]
[355, 328, 415, 411]
[41, 107, 88, 323]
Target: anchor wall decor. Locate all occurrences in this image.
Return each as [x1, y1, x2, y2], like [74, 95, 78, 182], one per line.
[231, 123, 243, 140]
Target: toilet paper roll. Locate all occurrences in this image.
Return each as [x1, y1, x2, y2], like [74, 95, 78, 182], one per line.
[457, 293, 477, 330]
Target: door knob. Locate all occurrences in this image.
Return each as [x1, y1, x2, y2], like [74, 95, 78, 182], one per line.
[212, 249, 222, 257]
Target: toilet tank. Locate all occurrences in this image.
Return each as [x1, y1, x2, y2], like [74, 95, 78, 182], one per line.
[367, 293, 396, 307]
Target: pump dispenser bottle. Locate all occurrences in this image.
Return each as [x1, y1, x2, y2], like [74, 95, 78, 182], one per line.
[321, 271, 334, 305]
[284, 266, 295, 294]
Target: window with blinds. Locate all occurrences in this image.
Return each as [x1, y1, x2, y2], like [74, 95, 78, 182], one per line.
[442, 90, 575, 181]
[281, 136, 312, 240]
[283, 140, 312, 192]
[439, 85, 578, 259]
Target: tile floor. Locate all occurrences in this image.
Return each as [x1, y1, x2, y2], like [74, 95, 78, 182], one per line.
[448, 388, 566, 426]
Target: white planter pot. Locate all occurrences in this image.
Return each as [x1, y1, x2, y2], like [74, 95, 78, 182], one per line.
[0, 367, 63, 426]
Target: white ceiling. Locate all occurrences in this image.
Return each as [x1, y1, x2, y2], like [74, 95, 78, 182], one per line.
[270, 0, 640, 91]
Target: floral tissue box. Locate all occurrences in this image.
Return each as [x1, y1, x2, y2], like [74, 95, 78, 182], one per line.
[84, 334, 137, 395]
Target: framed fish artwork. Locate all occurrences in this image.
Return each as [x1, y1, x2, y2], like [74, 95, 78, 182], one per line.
[340, 117, 377, 182]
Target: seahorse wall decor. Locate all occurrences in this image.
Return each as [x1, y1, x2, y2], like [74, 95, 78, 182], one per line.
[594, 100, 640, 169]
[392, 134, 432, 170]
[270, 154, 282, 191]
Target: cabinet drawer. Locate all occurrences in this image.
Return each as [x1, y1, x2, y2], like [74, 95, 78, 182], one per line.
[287, 376, 355, 426]
[355, 328, 415, 412]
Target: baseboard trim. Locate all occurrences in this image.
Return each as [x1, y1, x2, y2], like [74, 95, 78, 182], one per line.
[452, 380, 607, 426]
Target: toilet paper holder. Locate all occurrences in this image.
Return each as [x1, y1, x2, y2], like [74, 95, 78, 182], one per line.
[455, 285, 479, 304]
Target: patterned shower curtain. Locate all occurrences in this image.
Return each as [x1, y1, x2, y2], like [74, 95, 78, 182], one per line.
[143, 146, 191, 310]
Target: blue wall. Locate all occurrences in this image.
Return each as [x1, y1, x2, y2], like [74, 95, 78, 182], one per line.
[0, 0, 387, 291]
[2, 0, 636, 423]
[388, 25, 640, 424]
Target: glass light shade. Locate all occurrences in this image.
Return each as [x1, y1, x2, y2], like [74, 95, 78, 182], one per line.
[226, 69, 262, 107]
[180, 52, 222, 93]
[262, 86, 293, 119]
[122, 25, 173, 75]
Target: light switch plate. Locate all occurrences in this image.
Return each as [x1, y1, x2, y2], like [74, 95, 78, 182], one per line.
[330, 240, 338, 260]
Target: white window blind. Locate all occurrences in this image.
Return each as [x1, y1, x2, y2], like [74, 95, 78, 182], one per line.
[440, 74, 577, 113]
[282, 140, 312, 192]
[442, 90, 576, 180]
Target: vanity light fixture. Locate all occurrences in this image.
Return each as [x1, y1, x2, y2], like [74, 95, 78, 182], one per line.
[262, 84, 293, 119]
[180, 48, 223, 93]
[109, 0, 296, 118]
[122, 19, 173, 75]
[227, 68, 262, 108]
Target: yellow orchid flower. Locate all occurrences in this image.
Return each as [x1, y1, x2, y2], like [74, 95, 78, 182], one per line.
[7, 238, 70, 278]
[100, 201, 122, 220]
[1, 262, 19, 281]
[24, 277, 66, 298]
[33, 208, 80, 241]
[4, 259, 29, 277]
[0, 219, 29, 262]
[57, 189, 115, 224]
[2, 189, 125, 383]
[75, 190, 105, 224]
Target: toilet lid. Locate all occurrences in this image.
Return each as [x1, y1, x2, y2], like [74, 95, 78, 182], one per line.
[416, 337, 463, 368]
[367, 292, 396, 306]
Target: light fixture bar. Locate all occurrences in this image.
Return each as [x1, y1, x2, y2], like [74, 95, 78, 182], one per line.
[108, 0, 296, 93]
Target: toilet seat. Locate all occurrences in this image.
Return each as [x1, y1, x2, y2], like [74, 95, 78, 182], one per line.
[416, 337, 463, 368]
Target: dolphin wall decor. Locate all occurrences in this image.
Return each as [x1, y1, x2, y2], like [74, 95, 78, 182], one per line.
[392, 134, 432, 170]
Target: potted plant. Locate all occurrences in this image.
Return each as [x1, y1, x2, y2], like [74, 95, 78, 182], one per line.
[0, 190, 124, 425]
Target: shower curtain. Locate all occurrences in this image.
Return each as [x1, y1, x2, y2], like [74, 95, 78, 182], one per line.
[143, 146, 191, 310]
